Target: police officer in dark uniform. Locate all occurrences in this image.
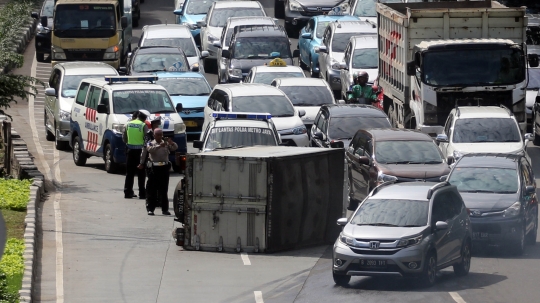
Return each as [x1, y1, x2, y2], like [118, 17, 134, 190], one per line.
[138, 116, 161, 207]
[122, 109, 149, 199]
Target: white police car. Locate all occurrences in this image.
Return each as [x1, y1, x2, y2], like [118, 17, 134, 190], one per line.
[69, 76, 187, 173]
[193, 112, 280, 152]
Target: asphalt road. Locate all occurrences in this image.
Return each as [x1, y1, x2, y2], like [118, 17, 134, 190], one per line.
[5, 0, 540, 302]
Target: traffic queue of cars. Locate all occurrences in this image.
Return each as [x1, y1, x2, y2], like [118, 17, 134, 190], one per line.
[36, 0, 539, 289]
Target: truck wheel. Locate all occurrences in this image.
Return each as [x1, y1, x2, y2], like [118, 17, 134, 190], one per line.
[332, 272, 350, 286]
[274, 0, 285, 18]
[36, 53, 45, 62]
[104, 143, 118, 174]
[72, 136, 88, 166]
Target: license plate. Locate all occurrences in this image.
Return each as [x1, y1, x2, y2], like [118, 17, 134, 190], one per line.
[359, 259, 386, 268]
[472, 232, 489, 240]
[184, 121, 198, 127]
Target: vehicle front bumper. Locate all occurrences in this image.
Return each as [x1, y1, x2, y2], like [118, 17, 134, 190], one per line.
[202, 39, 218, 59]
[180, 112, 205, 135]
[470, 215, 524, 246]
[56, 119, 71, 142]
[284, 8, 310, 27]
[332, 239, 426, 277]
[327, 68, 341, 90]
[280, 133, 309, 147]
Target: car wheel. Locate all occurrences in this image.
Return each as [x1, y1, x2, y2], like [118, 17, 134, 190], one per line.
[45, 111, 54, 141]
[332, 272, 350, 286]
[36, 53, 45, 62]
[526, 214, 538, 245]
[511, 225, 525, 255]
[297, 54, 306, 70]
[104, 143, 118, 174]
[453, 240, 471, 276]
[54, 124, 68, 150]
[72, 136, 88, 166]
[285, 23, 298, 39]
[420, 252, 437, 287]
[274, 0, 285, 18]
[309, 58, 319, 78]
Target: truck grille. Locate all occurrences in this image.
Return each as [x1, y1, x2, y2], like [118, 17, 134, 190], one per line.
[64, 49, 105, 61]
[435, 91, 513, 126]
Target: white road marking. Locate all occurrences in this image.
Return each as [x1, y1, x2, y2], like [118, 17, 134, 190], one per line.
[449, 292, 466, 303]
[241, 253, 251, 265]
[254, 291, 264, 303]
[30, 57, 64, 303]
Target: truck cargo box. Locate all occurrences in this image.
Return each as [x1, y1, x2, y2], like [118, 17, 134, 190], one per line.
[177, 146, 344, 253]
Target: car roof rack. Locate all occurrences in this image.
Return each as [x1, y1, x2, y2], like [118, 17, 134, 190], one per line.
[426, 181, 450, 199]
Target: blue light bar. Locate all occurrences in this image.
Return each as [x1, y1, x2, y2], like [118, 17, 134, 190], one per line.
[212, 112, 272, 120]
[105, 76, 159, 84]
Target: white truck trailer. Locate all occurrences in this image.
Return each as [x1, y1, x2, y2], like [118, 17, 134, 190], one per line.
[377, 0, 538, 136]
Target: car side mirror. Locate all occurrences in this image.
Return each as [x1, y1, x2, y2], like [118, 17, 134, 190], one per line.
[339, 62, 348, 70]
[222, 49, 230, 59]
[118, 66, 127, 75]
[434, 221, 448, 231]
[529, 54, 539, 68]
[176, 103, 183, 113]
[330, 141, 344, 148]
[298, 109, 306, 117]
[337, 99, 346, 104]
[173, 8, 183, 15]
[301, 32, 312, 39]
[201, 51, 209, 58]
[197, 20, 206, 28]
[318, 46, 327, 53]
[45, 88, 56, 97]
[526, 185, 536, 195]
[121, 16, 128, 29]
[436, 134, 448, 143]
[293, 49, 300, 58]
[337, 218, 348, 226]
[358, 156, 371, 165]
[191, 64, 200, 72]
[406, 60, 416, 76]
[447, 156, 454, 165]
[97, 104, 109, 114]
[212, 41, 222, 48]
[40, 15, 48, 28]
[193, 140, 203, 149]
[524, 133, 533, 141]
[314, 132, 324, 140]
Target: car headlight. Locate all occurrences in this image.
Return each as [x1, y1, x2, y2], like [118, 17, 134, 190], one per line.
[174, 122, 186, 134]
[207, 34, 218, 43]
[59, 110, 71, 121]
[292, 125, 307, 135]
[52, 46, 66, 60]
[229, 68, 242, 78]
[37, 23, 49, 34]
[503, 201, 521, 218]
[103, 45, 119, 60]
[513, 99, 526, 122]
[377, 171, 397, 185]
[182, 22, 197, 30]
[453, 150, 464, 162]
[112, 123, 125, 134]
[397, 234, 423, 248]
[339, 233, 358, 247]
[289, 0, 304, 11]
[337, 2, 350, 13]
[331, 59, 341, 70]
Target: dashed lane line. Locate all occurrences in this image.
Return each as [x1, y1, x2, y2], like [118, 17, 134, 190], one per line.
[241, 253, 251, 265]
[254, 291, 264, 303]
[449, 292, 466, 303]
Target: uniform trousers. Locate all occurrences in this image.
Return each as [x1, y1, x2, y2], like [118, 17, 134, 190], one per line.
[124, 148, 146, 197]
[146, 163, 171, 212]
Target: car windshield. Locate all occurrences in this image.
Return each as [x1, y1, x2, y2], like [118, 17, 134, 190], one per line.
[61, 74, 115, 98]
[352, 48, 378, 69]
[350, 199, 429, 227]
[423, 48, 526, 86]
[528, 68, 540, 89]
[232, 95, 295, 117]
[316, 21, 331, 39]
[328, 116, 391, 139]
[452, 118, 521, 143]
[132, 53, 189, 73]
[253, 72, 304, 84]
[448, 167, 518, 194]
[353, 0, 405, 17]
[278, 86, 334, 106]
[43, 0, 55, 17]
[375, 141, 443, 164]
[204, 126, 277, 151]
[209, 8, 265, 27]
[53, 4, 116, 38]
[157, 77, 211, 96]
[225, 22, 274, 46]
[141, 38, 198, 57]
[233, 37, 291, 59]
[186, 0, 217, 15]
[112, 90, 175, 114]
[332, 33, 357, 53]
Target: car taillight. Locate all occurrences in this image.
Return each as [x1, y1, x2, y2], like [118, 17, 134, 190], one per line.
[175, 152, 187, 172]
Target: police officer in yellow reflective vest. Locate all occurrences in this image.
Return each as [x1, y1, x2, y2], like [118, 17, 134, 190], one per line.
[122, 109, 149, 199]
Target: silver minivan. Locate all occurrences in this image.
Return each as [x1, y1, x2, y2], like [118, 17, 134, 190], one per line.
[44, 62, 118, 149]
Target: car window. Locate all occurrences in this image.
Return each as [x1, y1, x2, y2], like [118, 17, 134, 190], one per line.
[232, 95, 295, 117]
[332, 33, 359, 53]
[317, 21, 332, 39]
[233, 37, 291, 59]
[328, 116, 391, 139]
[132, 53, 189, 73]
[86, 86, 102, 110]
[444, 113, 454, 136]
[204, 126, 277, 151]
[350, 198, 429, 227]
[112, 89, 175, 114]
[448, 167, 519, 194]
[452, 118, 521, 143]
[528, 68, 540, 89]
[209, 8, 265, 27]
[375, 140, 443, 164]
[316, 111, 326, 130]
[156, 77, 211, 96]
[432, 192, 454, 223]
[75, 82, 90, 105]
[208, 90, 219, 109]
[521, 161, 533, 186]
[354, 133, 366, 156]
[42, 0, 55, 17]
[278, 86, 334, 106]
[100, 90, 110, 111]
[313, 111, 322, 128]
[352, 47, 378, 69]
[62, 74, 116, 98]
[253, 72, 304, 85]
[141, 38, 198, 57]
[186, 0, 217, 15]
[364, 139, 373, 158]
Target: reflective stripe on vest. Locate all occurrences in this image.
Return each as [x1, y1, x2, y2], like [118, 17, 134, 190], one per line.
[126, 120, 145, 147]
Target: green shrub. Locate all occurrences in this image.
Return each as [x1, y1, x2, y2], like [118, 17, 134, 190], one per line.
[0, 272, 19, 303]
[0, 239, 24, 303]
[0, 179, 31, 211]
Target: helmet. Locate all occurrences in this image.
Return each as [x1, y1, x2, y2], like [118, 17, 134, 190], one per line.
[139, 109, 151, 117]
[357, 71, 369, 80]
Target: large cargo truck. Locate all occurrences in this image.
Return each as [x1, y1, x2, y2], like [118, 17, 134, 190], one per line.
[174, 146, 344, 253]
[377, 0, 538, 136]
[50, 0, 133, 69]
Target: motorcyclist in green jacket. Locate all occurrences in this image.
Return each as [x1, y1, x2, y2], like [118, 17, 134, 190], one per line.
[347, 71, 376, 104]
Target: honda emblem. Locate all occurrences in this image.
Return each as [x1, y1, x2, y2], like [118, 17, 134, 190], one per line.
[369, 241, 380, 249]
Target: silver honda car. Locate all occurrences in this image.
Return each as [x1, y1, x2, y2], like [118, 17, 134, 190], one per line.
[333, 181, 472, 287]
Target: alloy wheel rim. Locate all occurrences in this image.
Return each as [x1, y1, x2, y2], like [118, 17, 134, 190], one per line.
[105, 147, 111, 170]
[463, 245, 471, 271]
[74, 142, 79, 161]
[428, 256, 436, 283]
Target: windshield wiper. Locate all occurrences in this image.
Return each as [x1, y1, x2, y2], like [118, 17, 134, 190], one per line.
[460, 190, 496, 193]
[136, 69, 166, 73]
[294, 103, 315, 106]
[384, 161, 412, 164]
[89, 25, 113, 31]
[401, 225, 423, 227]
[357, 223, 398, 227]
[194, 93, 209, 96]
[408, 161, 442, 164]
[154, 110, 176, 113]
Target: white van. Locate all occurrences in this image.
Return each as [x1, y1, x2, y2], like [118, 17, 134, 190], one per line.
[69, 76, 187, 173]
